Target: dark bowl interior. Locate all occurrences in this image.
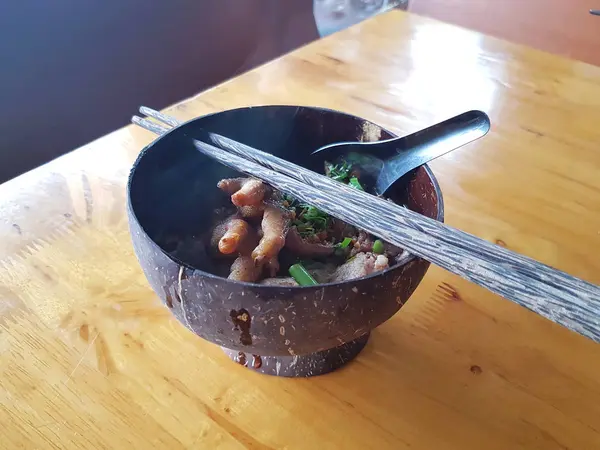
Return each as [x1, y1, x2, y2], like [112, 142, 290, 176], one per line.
[127, 106, 444, 357]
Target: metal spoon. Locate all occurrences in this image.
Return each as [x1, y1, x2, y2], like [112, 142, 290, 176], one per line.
[311, 110, 490, 195]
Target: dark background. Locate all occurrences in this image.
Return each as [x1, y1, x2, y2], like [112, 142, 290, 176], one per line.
[0, 1, 319, 182]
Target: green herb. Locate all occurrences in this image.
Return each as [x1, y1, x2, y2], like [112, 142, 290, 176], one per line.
[334, 237, 353, 257]
[296, 204, 329, 237]
[348, 176, 364, 191]
[289, 263, 318, 286]
[336, 237, 353, 249]
[295, 224, 314, 236]
[287, 160, 362, 239]
[372, 239, 384, 254]
[325, 161, 352, 182]
[301, 205, 328, 222]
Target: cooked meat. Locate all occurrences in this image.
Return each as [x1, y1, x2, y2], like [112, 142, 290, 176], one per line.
[285, 227, 335, 257]
[350, 230, 374, 257]
[329, 218, 358, 241]
[232, 179, 266, 207]
[209, 160, 404, 286]
[259, 277, 299, 287]
[218, 218, 251, 254]
[238, 204, 265, 219]
[304, 262, 339, 284]
[210, 215, 256, 254]
[252, 205, 290, 275]
[374, 254, 389, 272]
[210, 217, 231, 255]
[229, 255, 262, 282]
[218, 177, 266, 207]
[384, 242, 404, 258]
[217, 177, 244, 194]
[266, 258, 281, 278]
[330, 252, 389, 283]
[303, 231, 329, 244]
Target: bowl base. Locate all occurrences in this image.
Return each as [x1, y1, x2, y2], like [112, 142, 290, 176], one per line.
[221, 333, 370, 377]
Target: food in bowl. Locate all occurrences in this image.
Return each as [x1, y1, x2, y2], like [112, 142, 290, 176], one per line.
[127, 105, 443, 374]
[186, 159, 408, 287]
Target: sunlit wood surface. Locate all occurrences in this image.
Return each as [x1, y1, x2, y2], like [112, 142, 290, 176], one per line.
[1, 10, 599, 449]
[411, 0, 600, 66]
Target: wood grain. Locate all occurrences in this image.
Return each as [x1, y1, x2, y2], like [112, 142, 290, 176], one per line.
[2, 10, 600, 449]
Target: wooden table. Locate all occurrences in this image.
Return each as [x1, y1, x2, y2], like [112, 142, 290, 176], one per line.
[411, 0, 600, 66]
[2, 10, 600, 449]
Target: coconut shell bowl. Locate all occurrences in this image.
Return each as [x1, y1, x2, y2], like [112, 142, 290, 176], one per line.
[127, 105, 444, 377]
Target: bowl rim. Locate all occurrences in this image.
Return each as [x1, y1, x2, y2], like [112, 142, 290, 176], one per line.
[127, 104, 445, 290]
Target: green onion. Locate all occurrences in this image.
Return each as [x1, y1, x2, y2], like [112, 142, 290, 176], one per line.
[302, 205, 327, 221]
[337, 237, 353, 249]
[348, 176, 364, 191]
[372, 239, 384, 254]
[289, 263, 318, 286]
[295, 204, 329, 237]
[325, 161, 352, 182]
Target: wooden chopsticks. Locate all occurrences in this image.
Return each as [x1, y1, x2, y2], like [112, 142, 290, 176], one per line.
[132, 107, 600, 343]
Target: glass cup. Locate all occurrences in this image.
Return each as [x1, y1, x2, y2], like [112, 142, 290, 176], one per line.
[314, 0, 409, 37]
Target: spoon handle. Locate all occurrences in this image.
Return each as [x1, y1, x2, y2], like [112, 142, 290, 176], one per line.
[375, 110, 490, 193]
